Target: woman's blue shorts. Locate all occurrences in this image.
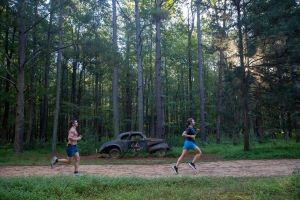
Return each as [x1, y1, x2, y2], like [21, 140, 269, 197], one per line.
[66, 145, 78, 157]
[183, 140, 197, 150]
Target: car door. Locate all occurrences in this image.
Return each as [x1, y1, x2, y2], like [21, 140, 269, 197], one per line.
[129, 133, 147, 152]
[118, 133, 131, 152]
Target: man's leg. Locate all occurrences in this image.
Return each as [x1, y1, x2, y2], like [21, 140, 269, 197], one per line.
[176, 149, 189, 167]
[188, 146, 202, 170]
[51, 156, 72, 168]
[172, 149, 189, 174]
[74, 152, 80, 174]
[192, 146, 202, 164]
[58, 157, 72, 164]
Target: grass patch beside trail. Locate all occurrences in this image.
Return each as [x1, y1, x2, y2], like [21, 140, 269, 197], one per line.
[168, 140, 300, 161]
[0, 140, 299, 166]
[199, 140, 300, 160]
[0, 146, 66, 166]
[0, 175, 299, 200]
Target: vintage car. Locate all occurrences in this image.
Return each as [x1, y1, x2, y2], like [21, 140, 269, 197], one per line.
[98, 131, 170, 158]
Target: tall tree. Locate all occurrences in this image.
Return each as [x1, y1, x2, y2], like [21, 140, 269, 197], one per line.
[2, 2, 16, 142]
[52, 0, 64, 153]
[40, 0, 54, 143]
[71, 25, 80, 119]
[196, 0, 206, 143]
[154, 0, 164, 138]
[26, 0, 38, 144]
[213, 0, 228, 144]
[135, 0, 144, 132]
[14, 0, 27, 153]
[232, 0, 250, 151]
[292, 64, 300, 143]
[123, 21, 133, 131]
[187, 0, 195, 117]
[112, 0, 119, 136]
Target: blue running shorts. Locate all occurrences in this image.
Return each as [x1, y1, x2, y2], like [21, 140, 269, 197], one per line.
[183, 140, 197, 150]
[66, 145, 78, 157]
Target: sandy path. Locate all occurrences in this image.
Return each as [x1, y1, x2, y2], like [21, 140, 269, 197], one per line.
[1, 159, 300, 177]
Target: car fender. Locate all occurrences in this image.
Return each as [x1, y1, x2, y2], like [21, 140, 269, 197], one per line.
[99, 143, 122, 154]
[148, 143, 170, 153]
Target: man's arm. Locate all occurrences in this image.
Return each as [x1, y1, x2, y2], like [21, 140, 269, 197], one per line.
[68, 131, 82, 141]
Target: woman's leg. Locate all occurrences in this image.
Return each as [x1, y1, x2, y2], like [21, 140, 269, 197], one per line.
[176, 149, 189, 167]
[191, 146, 202, 164]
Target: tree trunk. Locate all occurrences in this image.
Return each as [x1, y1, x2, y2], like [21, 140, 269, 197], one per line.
[216, 50, 225, 144]
[124, 24, 132, 131]
[135, 0, 144, 132]
[52, 2, 64, 153]
[61, 59, 69, 142]
[71, 26, 80, 118]
[215, 0, 227, 144]
[112, 0, 119, 136]
[2, 6, 16, 142]
[27, 0, 38, 144]
[77, 63, 86, 119]
[149, 29, 155, 137]
[291, 65, 300, 143]
[40, 0, 54, 143]
[95, 71, 100, 134]
[164, 57, 169, 134]
[155, 0, 164, 138]
[14, 0, 27, 153]
[196, 0, 206, 143]
[255, 103, 263, 143]
[287, 112, 292, 139]
[233, 0, 250, 150]
[187, 0, 195, 117]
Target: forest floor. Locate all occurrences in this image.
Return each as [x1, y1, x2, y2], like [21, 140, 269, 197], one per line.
[1, 158, 300, 177]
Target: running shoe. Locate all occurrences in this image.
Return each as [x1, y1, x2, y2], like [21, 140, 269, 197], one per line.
[171, 165, 179, 174]
[188, 162, 196, 170]
[50, 156, 58, 168]
[74, 172, 82, 176]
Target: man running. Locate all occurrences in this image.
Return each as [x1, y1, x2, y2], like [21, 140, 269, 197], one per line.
[50, 119, 82, 176]
[172, 118, 202, 174]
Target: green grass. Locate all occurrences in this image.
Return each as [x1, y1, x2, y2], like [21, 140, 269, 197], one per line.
[168, 140, 300, 161]
[200, 140, 300, 160]
[0, 175, 299, 200]
[0, 146, 66, 166]
[0, 140, 299, 166]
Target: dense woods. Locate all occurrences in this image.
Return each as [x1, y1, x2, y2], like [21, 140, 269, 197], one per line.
[0, 0, 299, 153]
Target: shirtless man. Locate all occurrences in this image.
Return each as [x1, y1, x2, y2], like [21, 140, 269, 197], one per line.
[50, 120, 82, 176]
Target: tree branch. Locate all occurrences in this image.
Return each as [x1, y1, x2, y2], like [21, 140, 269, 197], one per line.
[0, 75, 17, 90]
[25, 0, 69, 34]
[116, 0, 132, 23]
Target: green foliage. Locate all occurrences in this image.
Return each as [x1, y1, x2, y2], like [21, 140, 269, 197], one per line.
[78, 132, 111, 156]
[0, 175, 299, 200]
[0, 0, 299, 154]
[166, 136, 300, 160]
[1, 138, 299, 166]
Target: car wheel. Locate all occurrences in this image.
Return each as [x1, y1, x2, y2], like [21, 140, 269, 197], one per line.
[155, 149, 166, 157]
[109, 148, 121, 159]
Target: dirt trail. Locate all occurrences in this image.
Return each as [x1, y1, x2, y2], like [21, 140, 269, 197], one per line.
[1, 159, 300, 177]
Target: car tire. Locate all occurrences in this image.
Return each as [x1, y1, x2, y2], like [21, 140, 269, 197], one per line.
[109, 148, 121, 159]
